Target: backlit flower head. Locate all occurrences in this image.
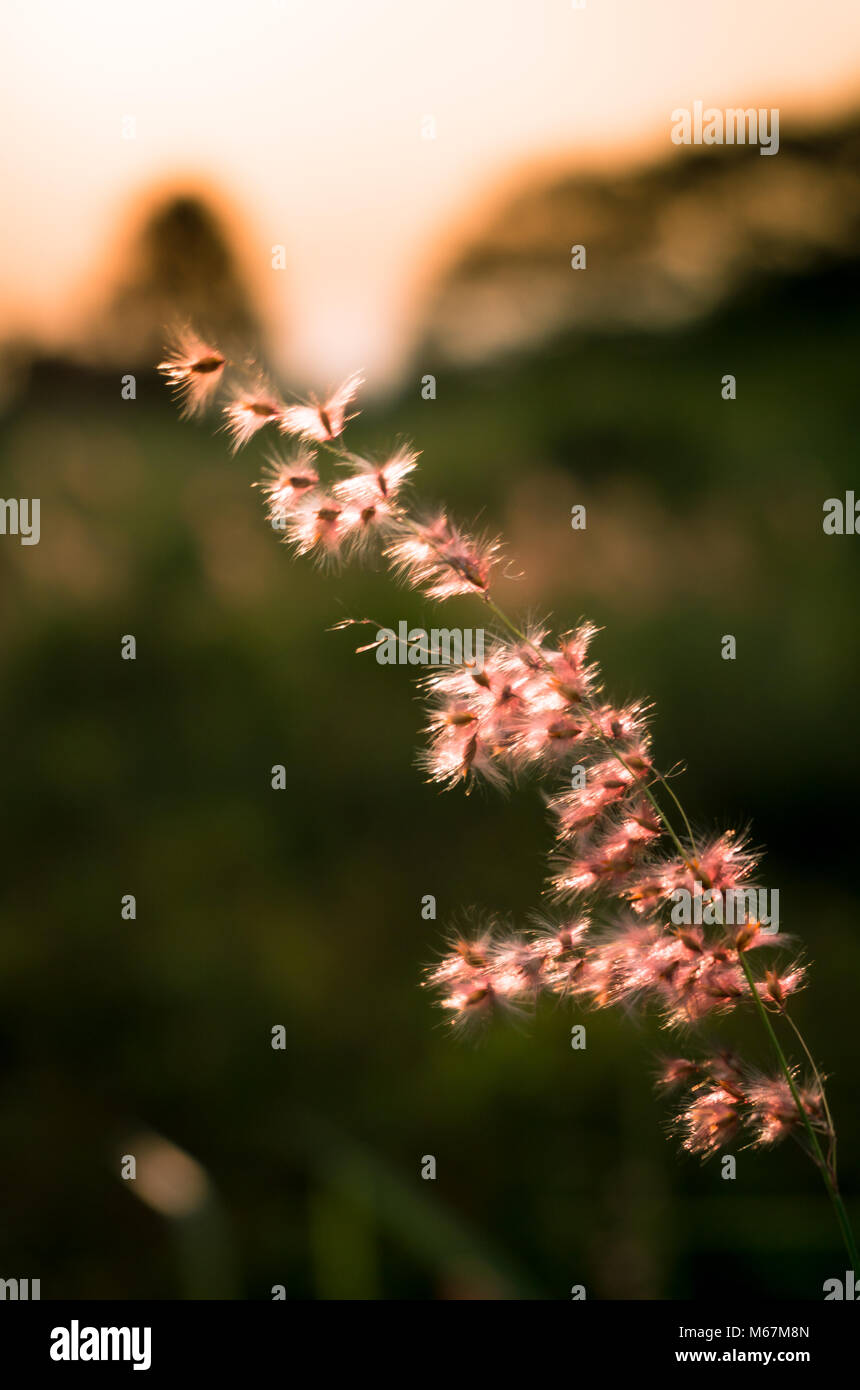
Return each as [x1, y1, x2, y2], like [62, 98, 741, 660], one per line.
[421, 703, 509, 791]
[623, 831, 759, 917]
[744, 1073, 825, 1147]
[552, 816, 659, 897]
[332, 449, 419, 553]
[160, 337, 842, 1241]
[335, 446, 418, 502]
[425, 919, 545, 1033]
[658, 1056, 703, 1089]
[279, 371, 364, 442]
[512, 707, 591, 768]
[590, 701, 651, 745]
[385, 513, 501, 600]
[256, 449, 320, 523]
[223, 384, 285, 453]
[157, 330, 226, 418]
[422, 652, 528, 782]
[543, 624, 602, 705]
[757, 963, 807, 1008]
[676, 1085, 741, 1157]
[286, 491, 350, 567]
[548, 752, 653, 840]
[675, 831, 759, 896]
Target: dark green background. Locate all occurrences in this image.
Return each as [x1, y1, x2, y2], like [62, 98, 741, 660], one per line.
[0, 184, 858, 1300]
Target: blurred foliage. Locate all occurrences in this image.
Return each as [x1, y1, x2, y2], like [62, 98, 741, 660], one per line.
[0, 231, 858, 1300]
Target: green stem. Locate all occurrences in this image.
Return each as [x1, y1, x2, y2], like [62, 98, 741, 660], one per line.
[484, 584, 858, 1267]
[739, 952, 858, 1268]
[314, 466, 860, 1269]
[781, 1007, 838, 1174]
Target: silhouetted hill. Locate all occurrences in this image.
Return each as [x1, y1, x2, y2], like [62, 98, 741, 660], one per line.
[417, 114, 860, 365]
[92, 193, 263, 365]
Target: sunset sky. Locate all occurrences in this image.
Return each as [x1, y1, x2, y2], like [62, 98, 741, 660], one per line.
[2, 0, 860, 384]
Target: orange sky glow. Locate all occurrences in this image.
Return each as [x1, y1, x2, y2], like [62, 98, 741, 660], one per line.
[2, 0, 860, 385]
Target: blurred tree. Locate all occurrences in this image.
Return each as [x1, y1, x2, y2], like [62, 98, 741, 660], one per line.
[95, 193, 263, 364]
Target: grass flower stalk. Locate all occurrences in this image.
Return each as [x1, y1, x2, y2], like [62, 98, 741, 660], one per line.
[159, 339, 858, 1268]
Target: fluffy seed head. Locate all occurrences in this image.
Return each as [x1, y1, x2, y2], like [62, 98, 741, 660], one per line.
[676, 1086, 741, 1156]
[286, 492, 350, 566]
[425, 921, 549, 1032]
[744, 1073, 825, 1146]
[256, 449, 320, 523]
[385, 513, 501, 600]
[157, 330, 226, 417]
[223, 386, 284, 453]
[279, 371, 364, 442]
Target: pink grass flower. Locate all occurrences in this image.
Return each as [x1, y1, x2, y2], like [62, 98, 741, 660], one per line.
[157, 330, 226, 418]
[588, 922, 680, 1008]
[425, 925, 539, 1032]
[745, 1074, 825, 1146]
[705, 1051, 746, 1088]
[285, 492, 350, 567]
[523, 915, 591, 995]
[532, 915, 592, 956]
[658, 1057, 703, 1089]
[279, 371, 364, 442]
[590, 701, 651, 744]
[256, 449, 320, 523]
[670, 958, 748, 1025]
[756, 963, 807, 1007]
[385, 513, 501, 600]
[548, 753, 652, 839]
[623, 831, 759, 917]
[223, 386, 285, 453]
[422, 657, 527, 783]
[543, 625, 602, 704]
[421, 703, 509, 791]
[676, 1086, 741, 1156]
[511, 705, 591, 767]
[674, 831, 759, 895]
[334, 447, 418, 503]
[332, 449, 419, 553]
[552, 817, 659, 896]
[660, 1049, 746, 1095]
[159, 334, 844, 1239]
